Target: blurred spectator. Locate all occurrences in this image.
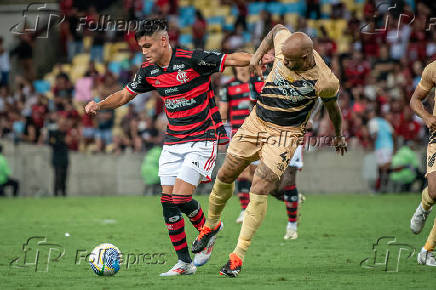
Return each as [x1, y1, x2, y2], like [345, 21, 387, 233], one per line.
[192, 10, 207, 49]
[48, 116, 70, 196]
[0, 38, 10, 87]
[141, 145, 162, 195]
[10, 34, 34, 81]
[390, 144, 423, 192]
[369, 107, 394, 193]
[0, 144, 19, 197]
[66, 8, 84, 61]
[234, 0, 248, 30]
[253, 11, 273, 47]
[306, 0, 321, 20]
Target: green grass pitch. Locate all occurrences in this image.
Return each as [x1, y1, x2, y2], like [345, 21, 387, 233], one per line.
[1, 194, 435, 289]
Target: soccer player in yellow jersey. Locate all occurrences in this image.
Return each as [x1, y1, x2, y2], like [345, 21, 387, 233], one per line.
[191, 24, 347, 277]
[410, 60, 436, 266]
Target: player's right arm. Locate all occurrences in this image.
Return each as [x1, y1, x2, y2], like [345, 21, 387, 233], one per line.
[85, 67, 154, 115]
[85, 88, 134, 115]
[410, 63, 436, 131]
[250, 24, 289, 78]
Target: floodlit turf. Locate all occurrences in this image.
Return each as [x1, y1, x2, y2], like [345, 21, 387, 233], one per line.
[1, 194, 435, 289]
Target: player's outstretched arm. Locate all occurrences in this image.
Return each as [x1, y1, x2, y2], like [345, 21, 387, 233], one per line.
[85, 88, 134, 115]
[324, 99, 347, 156]
[250, 24, 288, 79]
[410, 86, 435, 131]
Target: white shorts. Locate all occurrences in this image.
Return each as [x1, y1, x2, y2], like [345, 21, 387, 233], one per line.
[375, 148, 393, 165]
[251, 145, 303, 169]
[159, 141, 217, 186]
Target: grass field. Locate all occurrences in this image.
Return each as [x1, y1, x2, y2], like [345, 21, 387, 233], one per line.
[1, 194, 436, 289]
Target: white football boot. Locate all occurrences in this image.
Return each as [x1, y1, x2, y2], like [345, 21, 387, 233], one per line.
[284, 222, 298, 240]
[236, 210, 245, 224]
[417, 248, 436, 266]
[410, 203, 432, 234]
[193, 222, 223, 266]
[159, 260, 197, 276]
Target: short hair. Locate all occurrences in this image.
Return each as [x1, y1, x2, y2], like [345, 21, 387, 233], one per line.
[135, 18, 168, 41]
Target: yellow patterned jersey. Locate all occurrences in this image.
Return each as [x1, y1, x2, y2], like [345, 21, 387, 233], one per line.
[255, 29, 340, 130]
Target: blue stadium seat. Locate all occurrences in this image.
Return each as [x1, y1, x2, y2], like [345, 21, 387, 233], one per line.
[132, 53, 143, 67]
[284, 2, 304, 14]
[179, 6, 195, 27]
[207, 16, 224, 25]
[33, 80, 50, 94]
[179, 34, 193, 47]
[108, 61, 122, 75]
[248, 2, 266, 15]
[266, 2, 284, 15]
[243, 32, 251, 43]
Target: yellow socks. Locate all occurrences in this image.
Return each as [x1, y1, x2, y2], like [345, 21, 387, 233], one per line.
[206, 178, 234, 228]
[422, 187, 435, 211]
[233, 193, 268, 260]
[424, 218, 436, 252]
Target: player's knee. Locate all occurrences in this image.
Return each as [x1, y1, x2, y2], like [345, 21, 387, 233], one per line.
[217, 166, 238, 184]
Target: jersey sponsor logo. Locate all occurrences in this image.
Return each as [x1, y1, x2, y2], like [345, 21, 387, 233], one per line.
[272, 61, 315, 101]
[130, 81, 138, 89]
[429, 153, 436, 167]
[176, 70, 189, 84]
[172, 64, 185, 70]
[204, 50, 221, 56]
[150, 68, 159, 75]
[165, 97, 197, 110]
[164, 87, 178, 94]
[198, 60, 215, 67]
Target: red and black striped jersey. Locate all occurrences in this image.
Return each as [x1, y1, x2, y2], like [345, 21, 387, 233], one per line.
[126, 48, 228, 145]
[220, 76, 264, 132]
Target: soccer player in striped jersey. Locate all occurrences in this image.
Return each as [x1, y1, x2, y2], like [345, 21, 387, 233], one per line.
[410, 60, 436, 266]
[220, 65, 320, 240]
[192, 25, 347, 277]
[84, 18, 271, 276]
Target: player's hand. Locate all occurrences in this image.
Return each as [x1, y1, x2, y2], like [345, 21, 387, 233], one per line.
[261, 53, 274, 65]
[249, 56, 264, 81]
[85, 100, 100, 116]
[334, 136, 347, 156]
[306, 120, 314, 132]
[425, 116, 436, 131]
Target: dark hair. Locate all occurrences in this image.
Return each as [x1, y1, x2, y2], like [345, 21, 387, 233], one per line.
[135, 18, 168, 41]
[0, 144, 3, 153]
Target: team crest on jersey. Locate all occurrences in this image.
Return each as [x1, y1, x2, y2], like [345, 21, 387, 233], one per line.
[176, 70, 189, 84]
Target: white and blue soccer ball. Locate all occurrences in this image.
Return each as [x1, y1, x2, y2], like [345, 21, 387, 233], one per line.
[89, 243, 121, 276]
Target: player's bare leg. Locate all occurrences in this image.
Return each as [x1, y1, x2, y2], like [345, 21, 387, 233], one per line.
[192, 153, 250, 253]
[411, 172, 436, 234]
[236, 166, 255, 223]
[220, 162, 278, 277]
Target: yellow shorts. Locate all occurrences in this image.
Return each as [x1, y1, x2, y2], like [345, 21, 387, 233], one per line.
[227, 110, 303, 178]
[427, 143, 436, 176]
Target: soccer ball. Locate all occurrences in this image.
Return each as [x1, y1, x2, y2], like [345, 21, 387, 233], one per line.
[89, 243, 121, 276]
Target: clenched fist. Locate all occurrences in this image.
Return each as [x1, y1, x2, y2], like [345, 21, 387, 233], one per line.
[85, 100, 100, 116]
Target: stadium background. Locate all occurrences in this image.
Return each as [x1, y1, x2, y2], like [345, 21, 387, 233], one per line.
[0, 0, 434, 195]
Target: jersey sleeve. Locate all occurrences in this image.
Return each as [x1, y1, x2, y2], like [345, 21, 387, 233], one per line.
[192, 49, 227, 76]
[273, 28, 292, 59]
[249, 76, 264, 101]
[418, 62, 436, 92]
[125, 67, 154, 95]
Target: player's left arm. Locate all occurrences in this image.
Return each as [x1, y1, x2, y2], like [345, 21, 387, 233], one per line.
[323, 98, 346, 155]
